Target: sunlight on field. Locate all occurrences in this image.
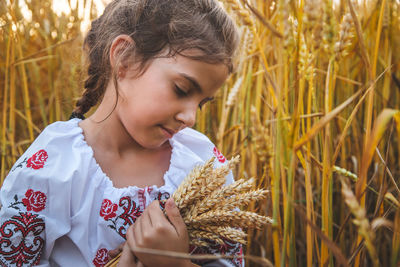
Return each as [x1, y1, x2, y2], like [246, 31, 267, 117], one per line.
[52, 0, 105, 31]
[1, 0, 400, 266]
[12, 0, 106, 32]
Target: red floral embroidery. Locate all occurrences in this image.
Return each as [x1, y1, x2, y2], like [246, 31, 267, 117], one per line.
[213, 147, 226, 163]
[104, 197, 142, 239]
[100, 199, 118, 221]
[237, 245, 243, 266]
[104, 192, 169, 239]
[116, 197, 142, 238]
[155, 191, 170, 210]
[21, 189, 47, 212]
[0, 212, 45, 266]
[93, 248, 110, 267]
[26, 149, 48, 170]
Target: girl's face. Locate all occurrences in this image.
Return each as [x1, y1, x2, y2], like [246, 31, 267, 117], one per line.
[115, 51, 229, 149]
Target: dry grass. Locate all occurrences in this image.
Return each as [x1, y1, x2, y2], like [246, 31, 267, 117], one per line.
[1, 0, 400, 266]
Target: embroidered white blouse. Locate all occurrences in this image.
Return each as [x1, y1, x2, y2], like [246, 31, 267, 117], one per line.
[0, 119, 243, 267]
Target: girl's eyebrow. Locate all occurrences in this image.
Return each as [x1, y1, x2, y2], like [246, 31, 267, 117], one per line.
[178, 73, 204, 94]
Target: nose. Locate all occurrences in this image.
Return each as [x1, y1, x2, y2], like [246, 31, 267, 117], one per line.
[175, 103, 197, 128]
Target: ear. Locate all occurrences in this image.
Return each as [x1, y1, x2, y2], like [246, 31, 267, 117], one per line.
[109, 34, 135, 78]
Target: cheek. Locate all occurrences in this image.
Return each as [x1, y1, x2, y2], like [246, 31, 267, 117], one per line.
[118, 95, 169, 126]
[136, 89, 176, 113]
[117, 78, 176, 121]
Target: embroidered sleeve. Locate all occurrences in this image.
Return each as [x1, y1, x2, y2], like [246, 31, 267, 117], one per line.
[1, 148, 72, 266]
[0, 189, 47, 266]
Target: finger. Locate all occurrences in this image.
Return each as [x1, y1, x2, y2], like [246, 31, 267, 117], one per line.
[165, 198, 186, 236]
[137, 261, 145, 267]
[129, 221, 150, 264]
[133, 216, 143, 246]
[142, 205, 153, 229]
[148, 199, 163, 214]
[126, 225, 137, 252]
[108, 242, 124, 258]
[147, 200, 175, 232]
[138, 210, 152, 244]
[117, 241, 137, 267]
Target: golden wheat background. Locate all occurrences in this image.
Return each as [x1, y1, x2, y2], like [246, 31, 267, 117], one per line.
[1, 0, 400, 266]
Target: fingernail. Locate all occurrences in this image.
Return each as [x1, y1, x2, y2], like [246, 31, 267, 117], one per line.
[168, 198, 176, 208]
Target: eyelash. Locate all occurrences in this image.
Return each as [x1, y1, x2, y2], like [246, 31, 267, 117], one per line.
[198, 98, 213, 110]
[174, 85, 212, 110]
[174, 85, 188, 97]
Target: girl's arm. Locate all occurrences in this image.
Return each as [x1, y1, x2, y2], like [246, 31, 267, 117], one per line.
[0, 151, 72, 266]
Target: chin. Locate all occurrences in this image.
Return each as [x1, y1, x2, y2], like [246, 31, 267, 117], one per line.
[137, 138, 168, 150]
[128, 130, 169, 150]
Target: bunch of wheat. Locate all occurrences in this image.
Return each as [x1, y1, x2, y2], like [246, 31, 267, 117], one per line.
[106, 156, 271, 266]
[173, 156, 271, 246]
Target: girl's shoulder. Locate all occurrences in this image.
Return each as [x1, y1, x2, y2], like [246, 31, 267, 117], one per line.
[4, 119, 97, 187]
[0, 119, 107, 266]
[16, 118, 86, 158]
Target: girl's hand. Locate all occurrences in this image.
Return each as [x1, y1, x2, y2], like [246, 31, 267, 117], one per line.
[126, 198, 193, 267]
[108, 243, 124, 259]
[117, 241, 144, 267]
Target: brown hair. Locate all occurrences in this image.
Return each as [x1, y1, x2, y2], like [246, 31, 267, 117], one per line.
[71, 0, 239, 118]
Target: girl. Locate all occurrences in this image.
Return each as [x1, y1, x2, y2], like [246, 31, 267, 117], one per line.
[0, 0, 242, 266]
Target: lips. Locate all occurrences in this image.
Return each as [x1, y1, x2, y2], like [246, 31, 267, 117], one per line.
[160, 126, 178, 138]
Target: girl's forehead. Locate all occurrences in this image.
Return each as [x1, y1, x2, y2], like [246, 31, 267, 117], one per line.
[163, 54, 229, 85]
[160, 48, 229, 75]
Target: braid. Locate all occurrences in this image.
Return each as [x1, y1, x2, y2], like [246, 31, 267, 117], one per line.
[73, 71, 106, 115]
[72, 17, 110, 117]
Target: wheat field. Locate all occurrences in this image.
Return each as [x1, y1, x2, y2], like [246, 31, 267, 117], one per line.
[1, 0, 400, 266]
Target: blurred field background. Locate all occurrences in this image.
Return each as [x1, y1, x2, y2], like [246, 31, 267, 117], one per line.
[1, 0, 400, 266]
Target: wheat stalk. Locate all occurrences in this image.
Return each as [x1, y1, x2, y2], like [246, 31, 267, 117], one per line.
[226, 76, 243, 107]
[334, 13, 355, 59]
[173, 157, 215, 210]
[340, 177, 380, 267]
[189, 225, 247, 244]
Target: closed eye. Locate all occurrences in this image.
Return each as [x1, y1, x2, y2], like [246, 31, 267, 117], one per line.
[174, 85, 188, 97]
